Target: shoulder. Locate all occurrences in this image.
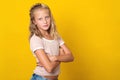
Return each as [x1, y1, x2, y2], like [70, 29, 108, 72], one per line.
[30, 34, 43, 46]
[30, 34, 44, 53]
[57, 36, 65, 46]
[30, 34, 42, 42]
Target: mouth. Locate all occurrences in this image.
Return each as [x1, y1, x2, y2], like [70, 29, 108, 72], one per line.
[43, 24, 48, 27]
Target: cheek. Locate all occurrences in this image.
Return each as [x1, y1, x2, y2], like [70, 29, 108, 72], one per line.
[48, 19, 51, 24]
[35, 21, 42, 25]
[33, 19, 39, 25]
[37, 23, 43, 27]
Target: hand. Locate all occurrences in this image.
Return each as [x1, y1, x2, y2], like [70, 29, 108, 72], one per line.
[37, 62, 43, 67]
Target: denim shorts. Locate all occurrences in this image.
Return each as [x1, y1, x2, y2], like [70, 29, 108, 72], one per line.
[31, 74, 48, 80]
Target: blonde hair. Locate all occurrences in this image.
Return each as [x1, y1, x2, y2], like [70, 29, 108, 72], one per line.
[29, 3, 59, 39]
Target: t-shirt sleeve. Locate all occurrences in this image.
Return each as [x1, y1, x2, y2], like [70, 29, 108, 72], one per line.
[58, 36, 65, 46]
[30, 35, 44, 53]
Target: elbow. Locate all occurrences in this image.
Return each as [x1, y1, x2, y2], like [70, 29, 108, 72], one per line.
[65, 53, 74, 62]
[70, 53, 74, 62]
[66, 54, 74, 62]
[72, 57, 74, 62]
[70, 56, 74, 62]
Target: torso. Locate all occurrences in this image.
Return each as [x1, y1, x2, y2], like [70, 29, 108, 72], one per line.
[30, 34, 64, 78]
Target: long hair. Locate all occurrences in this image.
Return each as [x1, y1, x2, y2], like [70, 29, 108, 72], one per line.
[29, 3, 59, 39]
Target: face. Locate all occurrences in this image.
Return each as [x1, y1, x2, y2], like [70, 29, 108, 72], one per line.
[33, 9, 51, 32]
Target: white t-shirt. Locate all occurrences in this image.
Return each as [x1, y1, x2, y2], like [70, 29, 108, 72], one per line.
[30, 34, 64, 76]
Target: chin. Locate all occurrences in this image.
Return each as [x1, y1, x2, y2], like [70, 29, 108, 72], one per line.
[43, 27, 50, 31]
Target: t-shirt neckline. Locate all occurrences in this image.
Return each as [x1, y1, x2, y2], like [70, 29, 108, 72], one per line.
[42, 37, 55, 42]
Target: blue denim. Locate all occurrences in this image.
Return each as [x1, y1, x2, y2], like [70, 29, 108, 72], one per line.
[31, 74, 48, 80]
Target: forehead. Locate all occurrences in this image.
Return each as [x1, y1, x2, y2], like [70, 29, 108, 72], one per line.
[33, 8, 50, 16]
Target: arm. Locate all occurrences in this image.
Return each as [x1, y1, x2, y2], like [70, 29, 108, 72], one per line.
[55, 44, 74, 62]
[34, 49, 60, 73]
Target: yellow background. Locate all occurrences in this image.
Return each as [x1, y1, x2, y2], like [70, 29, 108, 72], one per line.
[0, 0, 120, 80]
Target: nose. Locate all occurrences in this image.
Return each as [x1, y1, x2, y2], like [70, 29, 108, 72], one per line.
[43, 19, 47, 24]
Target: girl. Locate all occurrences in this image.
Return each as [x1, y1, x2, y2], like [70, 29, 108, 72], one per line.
[29, 3, 74, 80]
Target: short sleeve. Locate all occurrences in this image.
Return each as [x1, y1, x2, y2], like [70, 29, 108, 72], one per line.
[58, 36, 65, 46]
[30, 34, 44, 53]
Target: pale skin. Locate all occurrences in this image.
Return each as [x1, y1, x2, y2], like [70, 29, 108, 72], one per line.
[32, 8, 74, 79]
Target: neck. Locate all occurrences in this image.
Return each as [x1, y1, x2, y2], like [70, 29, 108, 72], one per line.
[39, 29, 53, 39]
[39, 29, 49, 36]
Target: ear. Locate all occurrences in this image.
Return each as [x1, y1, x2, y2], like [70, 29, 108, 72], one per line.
[32, 19, 37, 25]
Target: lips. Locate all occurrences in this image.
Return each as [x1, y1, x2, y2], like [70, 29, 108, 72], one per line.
[43, 24, 48, 27]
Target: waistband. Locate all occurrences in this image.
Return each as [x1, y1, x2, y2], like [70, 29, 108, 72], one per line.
[32, 73, 58, 80]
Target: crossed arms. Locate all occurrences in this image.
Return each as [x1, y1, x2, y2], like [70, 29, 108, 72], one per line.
[34, 43, 74, 73]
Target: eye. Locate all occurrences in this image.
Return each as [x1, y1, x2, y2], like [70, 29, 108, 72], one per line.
[38, 18, 42, 20]
[45, 16, 50, 19]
